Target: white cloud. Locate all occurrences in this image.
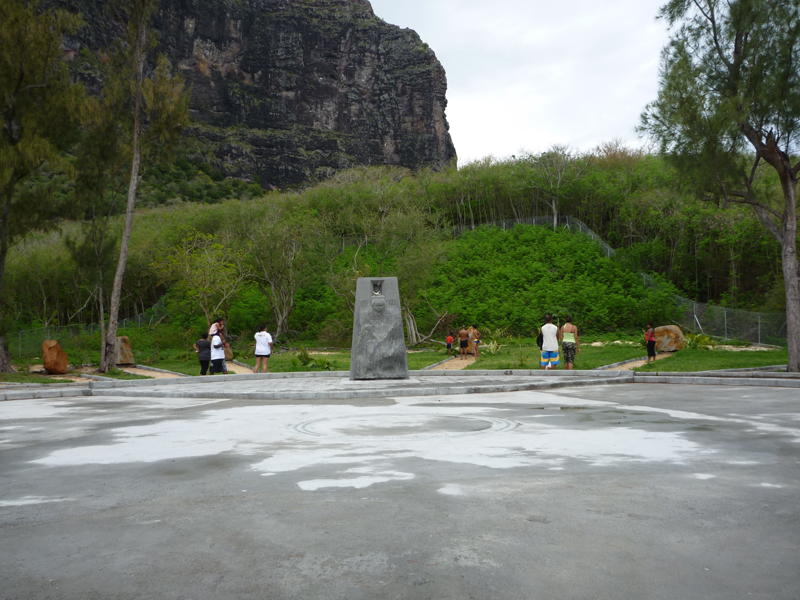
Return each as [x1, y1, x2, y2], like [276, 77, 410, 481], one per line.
[369, 0, 670, 163]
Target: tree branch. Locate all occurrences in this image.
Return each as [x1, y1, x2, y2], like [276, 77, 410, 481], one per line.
[693, 0, 733, 71]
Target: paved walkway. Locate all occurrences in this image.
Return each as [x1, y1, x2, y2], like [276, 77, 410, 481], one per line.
[1, 378, 798, 599]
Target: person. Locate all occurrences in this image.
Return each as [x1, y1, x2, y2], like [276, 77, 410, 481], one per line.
[254, 325, 273, 373]
[210, 331, 226, 374]
[644, 322, 657, 363]
[560, 316, 579, 370]
[193, 333, 211, 375]
[210, 319, 232, 374]
[472, 325, 482, 358]
[458, 327, 470, 359]
[209, 317, 225, 337]
[445, 333, 454, 355]
[539, 314, 560, 369]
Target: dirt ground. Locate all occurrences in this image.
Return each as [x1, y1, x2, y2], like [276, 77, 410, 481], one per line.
[429, 355, 477, 370]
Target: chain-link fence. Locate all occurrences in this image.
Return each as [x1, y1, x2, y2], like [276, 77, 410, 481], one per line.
[9, 300, 167, 359]
[674, 298, 786, 345]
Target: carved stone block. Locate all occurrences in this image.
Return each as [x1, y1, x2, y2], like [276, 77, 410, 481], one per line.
[350, 277, 408, 380]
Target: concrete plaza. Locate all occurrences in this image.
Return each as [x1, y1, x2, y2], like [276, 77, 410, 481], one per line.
[1, 373, 798, 599]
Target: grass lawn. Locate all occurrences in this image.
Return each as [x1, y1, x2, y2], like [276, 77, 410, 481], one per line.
[149, 348, 444, 375]
[102, 369, 152, 380]
[635, 348, 788, 372]
[467, 339, 646, 370]
[0, 372, 73, 385]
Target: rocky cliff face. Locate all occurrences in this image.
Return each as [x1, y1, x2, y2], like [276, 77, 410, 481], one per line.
[62, 0, 456, 187]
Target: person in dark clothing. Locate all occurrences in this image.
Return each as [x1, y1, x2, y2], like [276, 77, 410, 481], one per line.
[194, 333, 212, 375]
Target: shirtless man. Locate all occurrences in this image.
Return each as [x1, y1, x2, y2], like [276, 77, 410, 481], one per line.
[458, 327, 470, 359]
[471, 325, 482, 358]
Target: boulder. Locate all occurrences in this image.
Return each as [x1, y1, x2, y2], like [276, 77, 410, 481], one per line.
[115, 336, 135, 366]
[654, 325, 685, 352]
[41, 340, 68, 375]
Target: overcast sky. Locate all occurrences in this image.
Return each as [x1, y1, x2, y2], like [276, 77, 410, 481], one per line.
[369, 0, 671, 165]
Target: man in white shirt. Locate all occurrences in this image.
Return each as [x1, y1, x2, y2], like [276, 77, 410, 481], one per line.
[539, 314, 560, 369]
[210, 333, 226, 374]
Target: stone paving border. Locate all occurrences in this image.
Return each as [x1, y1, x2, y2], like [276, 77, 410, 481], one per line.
[3, 368, 799, 402]
[130, 364, 188, 377]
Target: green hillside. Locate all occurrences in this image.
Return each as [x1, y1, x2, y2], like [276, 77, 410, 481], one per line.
[4, 153, 783, 345]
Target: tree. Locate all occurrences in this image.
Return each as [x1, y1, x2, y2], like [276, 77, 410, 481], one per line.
[529, 145, 583, 230]
[640, 0, 800, 370]
[100, 0, 188, 371]
[152, 232, 249, 327]
[0, 1, 85, 372]
[237, 200, 326, 340]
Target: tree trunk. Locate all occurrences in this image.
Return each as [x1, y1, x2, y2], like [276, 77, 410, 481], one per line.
[0, 181, 16, 372]
[780, 178, 799, 372]
[98, 284, 106, 366]
[272, 285, 293, 341]
[100, 23, 146, 372]
[0, 337, 12, 373]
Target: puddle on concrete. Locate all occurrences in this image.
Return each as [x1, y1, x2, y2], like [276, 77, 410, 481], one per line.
[28, 403, 714, 491]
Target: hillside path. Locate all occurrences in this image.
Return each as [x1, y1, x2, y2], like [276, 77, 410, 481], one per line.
[429, 356, 477, 370]
[612, 353, 672, 371]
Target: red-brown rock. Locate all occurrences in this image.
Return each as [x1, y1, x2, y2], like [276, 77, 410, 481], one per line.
[654, 325, 686, 352]
[115, 336, 135, 366]
[42, 340, 68, 375]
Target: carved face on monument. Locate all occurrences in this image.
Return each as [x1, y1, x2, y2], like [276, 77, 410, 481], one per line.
[371, 297, 386, 313]
[370, 279, 386, 313]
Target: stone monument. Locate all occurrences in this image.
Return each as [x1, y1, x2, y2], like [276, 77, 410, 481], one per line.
[350, 277, 409, 380]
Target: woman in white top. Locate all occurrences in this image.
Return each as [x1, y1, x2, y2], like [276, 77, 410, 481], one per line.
[254, 325, 273, 373]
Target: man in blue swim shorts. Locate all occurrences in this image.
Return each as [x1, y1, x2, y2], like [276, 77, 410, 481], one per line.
[539, 314, 560, 369]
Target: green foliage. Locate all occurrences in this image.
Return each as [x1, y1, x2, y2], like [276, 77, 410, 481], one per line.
[151, 231, 250, 325]
[420, 226, 680, 333]
[0, 0, 86, 337]
[139, 158, 263, 207]
[227, 285, 271, 336]
[684, 333, 718, 350]
[4, 154, 786, 341]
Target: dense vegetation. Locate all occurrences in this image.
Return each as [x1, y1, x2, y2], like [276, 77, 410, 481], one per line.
[5, 148, 785, 348]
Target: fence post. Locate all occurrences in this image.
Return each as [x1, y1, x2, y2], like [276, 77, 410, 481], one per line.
[723, 308, 727, 340]
[757, 314, 761, 345]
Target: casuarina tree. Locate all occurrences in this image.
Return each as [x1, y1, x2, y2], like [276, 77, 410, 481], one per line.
[0, 1, 85, 372]
[100, 0, 188, 372]
[641, 0, 800, 370]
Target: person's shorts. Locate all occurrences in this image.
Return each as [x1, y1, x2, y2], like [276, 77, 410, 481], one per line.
[446, 343, 452, 350]
[460, 340, 469, 349]
[540, 350, 560, 367]
[255, 353, 271, 358]
[562, 342, 576, 364]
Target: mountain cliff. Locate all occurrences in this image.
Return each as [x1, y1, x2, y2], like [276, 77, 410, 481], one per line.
[60, 0, 456, 188]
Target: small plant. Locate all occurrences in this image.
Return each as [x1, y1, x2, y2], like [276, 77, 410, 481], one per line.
[482, 339, 504, 355]
[483, 326, 511, 341]
[685, 333, 716, 350]
[296, 348, 313, 366]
